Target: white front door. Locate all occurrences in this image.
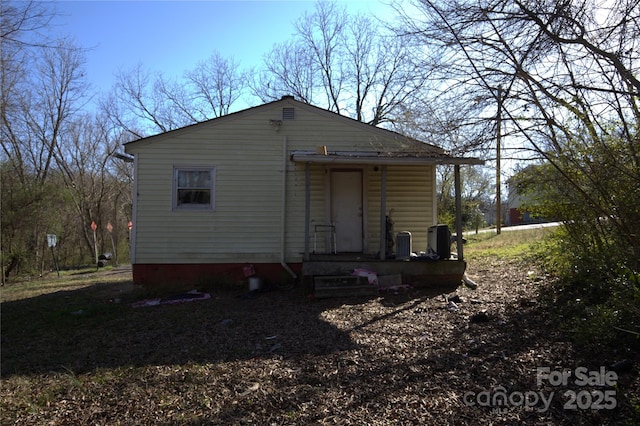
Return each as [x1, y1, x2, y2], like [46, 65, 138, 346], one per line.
[330, 170, 363, 252]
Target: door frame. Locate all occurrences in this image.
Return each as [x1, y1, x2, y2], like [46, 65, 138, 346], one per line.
[325, 166, 368, 253]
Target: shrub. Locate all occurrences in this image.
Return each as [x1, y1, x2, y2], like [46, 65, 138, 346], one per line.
[536, 228, 640, 353]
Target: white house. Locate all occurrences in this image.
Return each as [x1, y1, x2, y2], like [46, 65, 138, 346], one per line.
[124, 96, 482, 289]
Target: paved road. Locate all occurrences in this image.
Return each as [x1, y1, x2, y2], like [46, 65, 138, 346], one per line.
[465, 221, 562, 235]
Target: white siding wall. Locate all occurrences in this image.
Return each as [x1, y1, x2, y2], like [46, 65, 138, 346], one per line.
[130, 107, 286, 264]
[365, 165, 434, 255]
[127, 100, 437, 264]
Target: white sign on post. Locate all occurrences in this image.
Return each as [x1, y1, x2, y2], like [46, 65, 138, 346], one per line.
[47, 234, 60, 277]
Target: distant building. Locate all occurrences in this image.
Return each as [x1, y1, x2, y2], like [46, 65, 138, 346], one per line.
[506, 167, 546, 225]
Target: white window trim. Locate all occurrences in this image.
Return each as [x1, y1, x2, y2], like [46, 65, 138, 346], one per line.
[172, 166, 216, 211]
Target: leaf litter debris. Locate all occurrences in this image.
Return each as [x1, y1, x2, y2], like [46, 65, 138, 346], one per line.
[1, 258, 638, 425]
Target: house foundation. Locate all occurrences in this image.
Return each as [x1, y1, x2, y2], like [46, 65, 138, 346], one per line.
[302, 257, 466, 297]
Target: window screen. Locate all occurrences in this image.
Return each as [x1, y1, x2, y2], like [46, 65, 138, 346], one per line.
[174, 167, 215, 210]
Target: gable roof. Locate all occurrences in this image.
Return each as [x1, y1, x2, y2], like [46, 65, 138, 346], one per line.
[123, 96, 483, 165]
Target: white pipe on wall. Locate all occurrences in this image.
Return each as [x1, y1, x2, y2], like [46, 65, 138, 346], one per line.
[281, 135, 297, 279]
[130, 154, 139, 264]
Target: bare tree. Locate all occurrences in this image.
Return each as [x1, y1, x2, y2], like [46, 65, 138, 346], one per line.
[295, 0, 348, 113]
[1, 1, 60, 184]
[253, 0, 429, 126]
[1, 0, 54, 48]
[100, 64, 176, 139]
[1, 3, 137, 277]
[34, 40, 89, 181]
[184, 51, 247, 118]
[2, 39, 88, 182]
[399, 0, 640, 268]
[251, 39, 318, 104]
[56, 113, 131, 260]
[1, 2, 131, 275]
[103, 51, 248, 139]
[1, 33, 91, 272]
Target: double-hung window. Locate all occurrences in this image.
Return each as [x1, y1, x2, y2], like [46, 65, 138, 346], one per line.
[173, 167, 216, 210]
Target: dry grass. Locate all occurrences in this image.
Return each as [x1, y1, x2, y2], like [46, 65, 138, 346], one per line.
[1, 234, 638, 425]
[463, 228, 553, 260]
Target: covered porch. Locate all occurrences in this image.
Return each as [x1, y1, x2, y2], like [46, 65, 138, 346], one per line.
[290, 150, 484, 297]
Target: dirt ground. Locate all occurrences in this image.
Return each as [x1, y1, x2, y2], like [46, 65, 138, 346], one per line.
[1, 257, 638, 425]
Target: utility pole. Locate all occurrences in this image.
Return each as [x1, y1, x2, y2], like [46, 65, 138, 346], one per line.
[496, 86, 503, 235]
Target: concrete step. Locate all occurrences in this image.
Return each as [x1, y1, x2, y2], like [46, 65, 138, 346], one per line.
[313, 275, 378, 298]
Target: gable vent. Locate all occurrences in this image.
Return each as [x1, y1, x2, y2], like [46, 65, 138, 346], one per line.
[282, 107, 295, 120]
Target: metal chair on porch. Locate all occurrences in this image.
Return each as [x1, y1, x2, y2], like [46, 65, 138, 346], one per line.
[313, 223, 337, 254]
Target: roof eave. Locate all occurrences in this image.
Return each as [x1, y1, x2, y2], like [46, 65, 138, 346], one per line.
[289, 152, 485, 166]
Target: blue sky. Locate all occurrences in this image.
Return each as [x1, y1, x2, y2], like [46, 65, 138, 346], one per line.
[51, 1, 400, 99]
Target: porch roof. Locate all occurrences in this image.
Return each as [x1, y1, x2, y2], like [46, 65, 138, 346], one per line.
[290, 150, 484, 166]
[296, 150, 481, 263]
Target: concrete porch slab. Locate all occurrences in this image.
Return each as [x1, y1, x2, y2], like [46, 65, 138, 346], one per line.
[302, 259, 467, 295]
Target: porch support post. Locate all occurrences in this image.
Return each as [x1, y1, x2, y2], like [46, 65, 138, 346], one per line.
[454, 164, 464, 261]
[379, 165, 387, 260]
[304, 162, 311, 261]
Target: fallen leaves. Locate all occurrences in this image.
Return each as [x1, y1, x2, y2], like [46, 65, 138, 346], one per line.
[1, 258, 637, 424]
